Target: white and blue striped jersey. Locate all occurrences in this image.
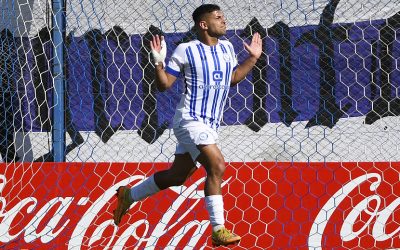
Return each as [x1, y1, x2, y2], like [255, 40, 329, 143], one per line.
[166, 39, 238, 131]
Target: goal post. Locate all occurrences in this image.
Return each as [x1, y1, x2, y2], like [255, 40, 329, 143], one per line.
[51, 0, 66, 161]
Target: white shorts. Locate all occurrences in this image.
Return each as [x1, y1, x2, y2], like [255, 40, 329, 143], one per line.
[173, 121, 219, 162]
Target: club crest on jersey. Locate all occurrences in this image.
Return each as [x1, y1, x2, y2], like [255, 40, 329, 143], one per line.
[199, 132, 208, 141]
[213, 71, 223, 82]
[223, 53, 231, 62]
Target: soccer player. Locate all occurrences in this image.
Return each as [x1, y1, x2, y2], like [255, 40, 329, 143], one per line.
[114, 4, 262, 246]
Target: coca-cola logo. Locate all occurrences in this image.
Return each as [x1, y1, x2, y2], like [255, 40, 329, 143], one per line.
[308, 173, 400, 249]
[0, 173, 231, 249]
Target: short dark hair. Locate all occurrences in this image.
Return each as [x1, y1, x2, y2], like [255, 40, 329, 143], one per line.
[192, 4, 221, 24]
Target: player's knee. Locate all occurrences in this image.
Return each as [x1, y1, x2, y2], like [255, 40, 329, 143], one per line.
[173, 175, 187, 186]
[209, 160, 226, 179]
[166, 173, 187, 186]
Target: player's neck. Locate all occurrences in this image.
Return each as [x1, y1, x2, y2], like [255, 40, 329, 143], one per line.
[197, 35, 219, 46]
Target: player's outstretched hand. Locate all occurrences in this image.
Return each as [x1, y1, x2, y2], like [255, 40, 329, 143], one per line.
[150, 35, 167, 66]
[243, 32, 262, 60]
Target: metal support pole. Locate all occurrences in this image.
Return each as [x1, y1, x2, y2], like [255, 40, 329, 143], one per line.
[51, 0, 65, 162]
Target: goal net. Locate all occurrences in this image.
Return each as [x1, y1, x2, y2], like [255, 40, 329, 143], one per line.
[0, 0, 400, 249]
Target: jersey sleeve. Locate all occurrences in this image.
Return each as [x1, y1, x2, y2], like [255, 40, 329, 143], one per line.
[227, 42, 238, 72]
[165, 44, 186, 77]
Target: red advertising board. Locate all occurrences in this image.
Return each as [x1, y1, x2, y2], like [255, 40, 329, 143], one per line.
[0, 162, 399, 249]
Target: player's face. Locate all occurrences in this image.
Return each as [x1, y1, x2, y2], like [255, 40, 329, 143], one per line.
[203, 10, 226, 37]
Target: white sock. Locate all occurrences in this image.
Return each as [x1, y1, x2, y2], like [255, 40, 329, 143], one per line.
[130, 175, 161, 201]
[205, 195, 225, 232]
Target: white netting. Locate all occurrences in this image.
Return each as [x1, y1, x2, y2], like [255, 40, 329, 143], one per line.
[0, 0, 399, 249]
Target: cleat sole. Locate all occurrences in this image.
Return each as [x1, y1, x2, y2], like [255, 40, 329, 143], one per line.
[212, 239, 240, 247]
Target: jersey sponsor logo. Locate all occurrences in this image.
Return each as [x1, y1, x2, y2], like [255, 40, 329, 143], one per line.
[212, 70, 223, 81]
[198, 84, 229, 90]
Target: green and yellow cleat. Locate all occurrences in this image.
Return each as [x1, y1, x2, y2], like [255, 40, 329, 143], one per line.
[113, 186, 133, 226]
[212, 227, 241, 247]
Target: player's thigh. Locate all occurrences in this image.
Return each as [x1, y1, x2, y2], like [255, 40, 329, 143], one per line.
[196, 144, 226, 175]
[169, 153, 198, 179]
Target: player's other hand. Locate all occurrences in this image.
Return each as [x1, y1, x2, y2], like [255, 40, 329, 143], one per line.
[244, 32, 262, 60]
[150, 35, 167, 66]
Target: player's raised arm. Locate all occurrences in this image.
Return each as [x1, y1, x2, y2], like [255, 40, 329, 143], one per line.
[150, 35, 177, 92]
[231, 32, 263, 85]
